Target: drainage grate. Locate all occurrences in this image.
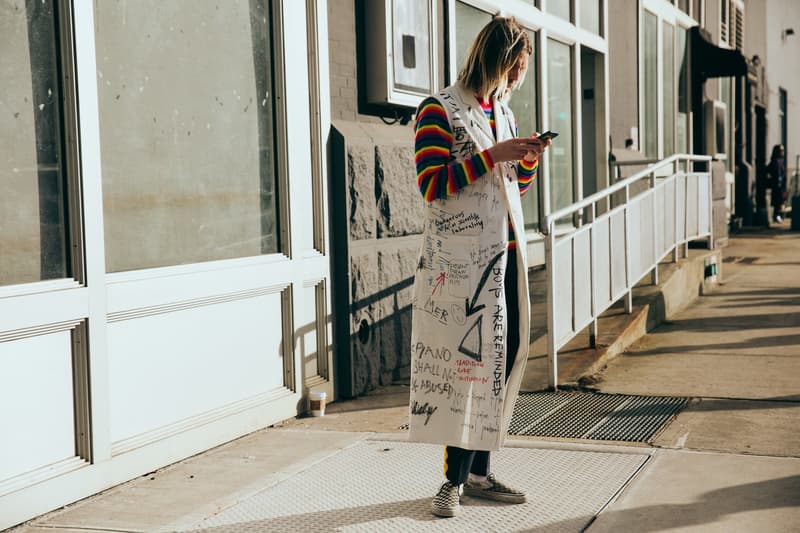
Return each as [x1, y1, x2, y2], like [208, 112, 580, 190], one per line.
[509, 392, 688, 443]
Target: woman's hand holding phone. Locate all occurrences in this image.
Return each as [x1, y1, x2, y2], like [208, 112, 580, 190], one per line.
[522, 131, 555, 161]
[488, 137, 545, 163]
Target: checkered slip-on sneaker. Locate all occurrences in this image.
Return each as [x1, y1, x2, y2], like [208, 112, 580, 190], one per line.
[464, 473, 527, 504]
[431, 481, 462, 517]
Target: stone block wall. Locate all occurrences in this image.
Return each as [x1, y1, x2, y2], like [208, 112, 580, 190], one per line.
[327, 1, 427, 397]
[331, 121, 424, 397]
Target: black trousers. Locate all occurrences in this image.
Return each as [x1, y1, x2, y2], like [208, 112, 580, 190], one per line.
[444, 248, 520, 484]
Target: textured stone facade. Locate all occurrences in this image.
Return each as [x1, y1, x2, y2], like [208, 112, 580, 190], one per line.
[332, 121, 423, 396]
[327, 0, 426, 397]
[347, 145, 376, 240]
[375, 145, 425, 237]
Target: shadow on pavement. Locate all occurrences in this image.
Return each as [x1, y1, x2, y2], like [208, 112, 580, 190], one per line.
[585, 474, 800, 533]
[706, 287, 800, 297]
[186, 498, 590, 532]
[627, 332, 800, 356]
[657, 313, 800, 332]
[184, 476, 800, 532]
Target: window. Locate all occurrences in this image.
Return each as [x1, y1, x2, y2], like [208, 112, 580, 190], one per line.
[547, 0, 571, 22]
[719, 77, 733, 169]
[454, 1, 492, 77]
[95, 0, 280, 272]
[508, 31, 540, 229]
[547, 39, 574, 214]
[643, 11, 658, 158]
[663, 22, 675, 156]
[675, 27, 689, 154]
[1, 0, 70, 286]
[579, 0, 601, 35]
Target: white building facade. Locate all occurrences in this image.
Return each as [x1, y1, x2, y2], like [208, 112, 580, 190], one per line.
[1, 1, 333, 527]
[760, 0, 800, 183]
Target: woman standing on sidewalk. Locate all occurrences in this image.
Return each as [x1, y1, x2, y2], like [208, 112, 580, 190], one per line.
[408, 17, 551, 518]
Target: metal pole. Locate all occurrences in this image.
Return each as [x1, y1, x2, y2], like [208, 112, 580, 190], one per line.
[589, 203, 598, 348]
[683, 160, 690, 258]
[672, 158, 680, 263]
[624, 183, 633, 314]
[545, 226, 559, 390]
[707, 164, 715, 248]
[651, 170, 659, 286]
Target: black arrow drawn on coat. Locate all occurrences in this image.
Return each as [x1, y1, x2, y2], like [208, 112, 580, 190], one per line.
[465, 251, 505, 317]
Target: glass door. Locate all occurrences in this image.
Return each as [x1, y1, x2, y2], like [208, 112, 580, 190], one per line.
[0, 0, 92, 493]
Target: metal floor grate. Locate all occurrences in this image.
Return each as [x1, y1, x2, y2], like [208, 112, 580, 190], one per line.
[509, 392, 688, 443]
[185, 440, 649, 532]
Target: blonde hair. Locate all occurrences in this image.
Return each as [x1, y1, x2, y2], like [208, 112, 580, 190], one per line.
[458, 17, 532, 100]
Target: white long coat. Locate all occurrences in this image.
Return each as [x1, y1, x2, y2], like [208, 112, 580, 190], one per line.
[408, 82, 530, 451]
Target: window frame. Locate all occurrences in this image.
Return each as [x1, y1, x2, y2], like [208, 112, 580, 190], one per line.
[640, 0, 696, 160]
[0, 0, 84, 293]
[91, 0, 289, 275]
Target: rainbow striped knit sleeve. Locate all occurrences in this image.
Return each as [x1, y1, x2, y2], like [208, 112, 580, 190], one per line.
[414, 97, 494, 202]
[517, 157, 539, 197]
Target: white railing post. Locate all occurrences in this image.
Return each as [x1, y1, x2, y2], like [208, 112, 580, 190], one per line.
[673, 157, 682, 263]
[707, 164, 714, 249]
[650, 170, 659, 286]
[589, 202, 598, 348]
[623, 183, 633, 314]
[683, 159, 690, 258]
[545, 225, 558, 390]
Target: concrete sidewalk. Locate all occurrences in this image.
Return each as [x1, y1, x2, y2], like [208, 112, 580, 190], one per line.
[586, 224, 800, 532]
[9, 226, 800, 532]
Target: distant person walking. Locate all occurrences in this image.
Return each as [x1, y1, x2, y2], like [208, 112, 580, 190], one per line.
[408, 17, 551, 518]
[767, 144, 787, 223]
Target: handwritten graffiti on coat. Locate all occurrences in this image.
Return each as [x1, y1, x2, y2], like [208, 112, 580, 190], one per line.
[452, 126, 475, 157]
[421, 296, 450, 325]
[433, 210, 485, 234]
[490, 260, 506, 396]
[414, 342, 452, 361]
[411, 344, 459, 401]
[410, 400, 438, 425]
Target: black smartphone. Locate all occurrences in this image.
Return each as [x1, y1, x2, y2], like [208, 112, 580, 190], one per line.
[538, 130, 559, 141]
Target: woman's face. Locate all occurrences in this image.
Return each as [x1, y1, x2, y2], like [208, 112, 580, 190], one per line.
[506, 51, 530, 90]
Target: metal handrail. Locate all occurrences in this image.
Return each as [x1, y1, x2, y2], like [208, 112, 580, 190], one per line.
[544, 154, 712, 233]
[612, 158, 661, 167]
[543, 153, 715, 389]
